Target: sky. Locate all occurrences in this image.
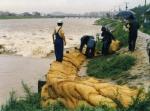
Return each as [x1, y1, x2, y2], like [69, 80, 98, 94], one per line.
[0, 0, 150, 13]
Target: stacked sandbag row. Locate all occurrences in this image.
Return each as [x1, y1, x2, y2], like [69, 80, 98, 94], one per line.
[41, 49, 140, 109]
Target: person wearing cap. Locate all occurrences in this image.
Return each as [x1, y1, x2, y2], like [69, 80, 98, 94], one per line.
[52, 20, 66, 62]
[101, 26, 115, 55]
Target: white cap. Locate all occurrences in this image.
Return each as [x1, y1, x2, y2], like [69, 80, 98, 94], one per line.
[57, 20, 63, 24]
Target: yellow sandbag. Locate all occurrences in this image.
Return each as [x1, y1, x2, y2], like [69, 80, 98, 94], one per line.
[116, 87, 139, 107]
[47, 72, 76, 82]
[62, 61, 77, 71]
[63, 50, 86, 68]
[65, 49, 86, 62]
[109, 40, 120, 53]
[61, 82, 82, 99]
[49, 61, 77, 75]
[94, 83, 138, 107]
[88, 94, 117, 108]
[63, 57, 82, 69]
[75, 83, 98, 100]
[47, 86, 58, 99]
[41, 49, 142, 109]
[41, 84, 50, 101]
[50, 80, 67, 98]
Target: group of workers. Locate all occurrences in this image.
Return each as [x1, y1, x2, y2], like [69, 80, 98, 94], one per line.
[52, 15, 139, 62]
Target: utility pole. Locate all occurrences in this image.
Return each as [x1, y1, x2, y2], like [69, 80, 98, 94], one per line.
[125, 2, 128, 11]
[145, 0, 146, 6]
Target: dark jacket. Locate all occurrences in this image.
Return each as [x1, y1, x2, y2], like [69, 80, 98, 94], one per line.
[101, 31, 115, 44]
[128, 20, 139, 39]
[79, 35, 95, 52]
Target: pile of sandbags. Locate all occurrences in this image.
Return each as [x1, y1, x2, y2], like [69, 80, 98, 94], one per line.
[109, 40, 120, 53]
[41, 48, 140, 109]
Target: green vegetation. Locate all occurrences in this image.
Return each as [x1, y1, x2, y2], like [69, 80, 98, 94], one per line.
[87, 54, 136, 79]
[92, 18, 134, 79]
[141, 23, 150, 35]
[132, 4, 150, 35]
[92, 18, 136, 79]
[0, 16, 50, 19]
[1, 82, 150, 111]
[132, 4, 150, 24]
[95, 18, 128, 48]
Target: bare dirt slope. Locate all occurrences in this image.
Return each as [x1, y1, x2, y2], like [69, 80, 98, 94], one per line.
[105, 31, 150, 91]
[126, 32, 150, 91]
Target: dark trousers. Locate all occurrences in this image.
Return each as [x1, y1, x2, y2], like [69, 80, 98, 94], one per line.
[148, 49, 150, 63]
[38, 80, 46, 93]
[128, 36, 137, 52]
[54, 38, 64, 62]
[102, 41, 110, 55]
[79, 39, 86, 52]
[85, 46, 95, 58]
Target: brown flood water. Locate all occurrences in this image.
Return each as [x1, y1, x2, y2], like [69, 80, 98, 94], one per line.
[0, 55, 54, 105]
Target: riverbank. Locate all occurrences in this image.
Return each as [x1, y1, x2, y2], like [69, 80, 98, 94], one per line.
[0, 16, 52, 20]
[91, 18, 150, 90]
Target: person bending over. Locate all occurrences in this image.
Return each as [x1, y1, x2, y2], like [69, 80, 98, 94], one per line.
[101, 27, 115, 55]
[79, 35, 96, 58]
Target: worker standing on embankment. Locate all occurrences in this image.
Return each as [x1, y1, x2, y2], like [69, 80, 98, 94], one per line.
[126, 15, 139, 52]
[52, 20, 66, 62]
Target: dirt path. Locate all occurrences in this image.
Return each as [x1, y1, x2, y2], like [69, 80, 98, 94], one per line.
[126, 32, 150, 91]
[105, 31, 150, 91]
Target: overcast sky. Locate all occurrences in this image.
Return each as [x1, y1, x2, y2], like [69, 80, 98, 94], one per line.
[0, 0, 149, 13]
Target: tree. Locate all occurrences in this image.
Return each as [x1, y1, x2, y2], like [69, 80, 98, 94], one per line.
[32, 12, 41, 16]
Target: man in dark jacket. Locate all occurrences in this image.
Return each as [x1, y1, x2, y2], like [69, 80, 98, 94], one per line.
[79, 35, 96, 58]
[101, 27, 115, 55]
[126, 15, 139, 52]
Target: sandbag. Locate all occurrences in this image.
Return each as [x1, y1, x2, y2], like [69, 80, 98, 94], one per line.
[109, 40, 120, 53]
[41, 48, 142, 109]
[63, 51, 86, 68]
[49, 61, 77, 75]
[88, 94, 117, 108]
[41, 84, 50, 101]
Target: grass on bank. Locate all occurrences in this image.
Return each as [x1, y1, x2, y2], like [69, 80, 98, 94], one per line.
[0, 16, 65, 19]
[93, 18, 134, 79]
[87, 54, 136, 79]
[0, 16, 46, 19]
[1, 82, 150, 111]
[132, 4, 150, 35]
[141, 23, 150, 35]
